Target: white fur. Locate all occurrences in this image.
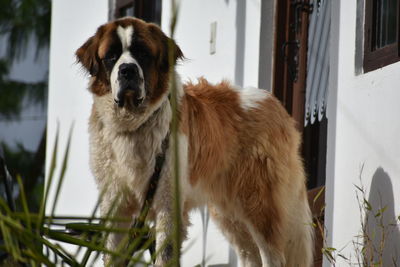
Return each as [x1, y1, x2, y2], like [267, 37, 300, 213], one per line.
[234, 86, 271, 110]
[111, 25, 145, 103]
[117, 25, 133, 49]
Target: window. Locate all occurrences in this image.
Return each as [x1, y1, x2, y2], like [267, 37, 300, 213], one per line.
[364, 0, 400, 72]
[114, 0, 162, 25]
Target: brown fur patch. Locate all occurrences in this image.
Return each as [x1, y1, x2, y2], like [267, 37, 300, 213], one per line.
[180, 79, 242, 185]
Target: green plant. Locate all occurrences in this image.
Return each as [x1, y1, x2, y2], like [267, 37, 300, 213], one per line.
[0, 128, 159, 266]
[316, 167, 400, 266]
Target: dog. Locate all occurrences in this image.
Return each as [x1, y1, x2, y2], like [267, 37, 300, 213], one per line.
[76, 17, 314, 267]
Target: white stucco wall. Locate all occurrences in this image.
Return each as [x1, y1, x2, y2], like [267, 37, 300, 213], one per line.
[47, 0, 108, 215]
[46, 0, 108, 265]
[325, 1, 400, 265]
[47, 0, 261, 266]
[162, 0, 261, 88]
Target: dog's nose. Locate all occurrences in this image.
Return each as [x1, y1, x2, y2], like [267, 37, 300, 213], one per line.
[119, 63, 139, 80]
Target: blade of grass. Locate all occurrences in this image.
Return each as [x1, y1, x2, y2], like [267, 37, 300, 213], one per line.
[169, 1, 182, 265]
[66, 222, 147, 235]
[22, 248, 55, 266]
[50, 123, 74, 219]
[0, 151, 16, 212]
[77, 181, 111, 259]
[0, 220, 14, 258]
[45, 229, 132, 260]
[38, 124, 59, 232]
[313, 186, 325, 204]
[0, 197, 13, 215]
[0, 213, 77, 265]
[128, 232, 155, 266]
[80, 246, 94, 266]
[16, 175, 31, 231]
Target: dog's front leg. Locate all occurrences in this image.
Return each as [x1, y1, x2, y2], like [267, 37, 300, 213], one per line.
[100, 190, 137, 266]
[154, 208, 175, 266]
[153, 179, 188, 266]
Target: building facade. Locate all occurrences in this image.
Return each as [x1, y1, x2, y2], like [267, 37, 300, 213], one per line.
[47, 0, 400, 266]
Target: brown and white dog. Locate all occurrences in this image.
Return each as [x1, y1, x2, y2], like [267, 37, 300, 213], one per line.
[76, 17, 314, 267]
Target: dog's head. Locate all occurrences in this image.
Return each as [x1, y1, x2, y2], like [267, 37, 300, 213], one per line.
[76, 17, 183, 109]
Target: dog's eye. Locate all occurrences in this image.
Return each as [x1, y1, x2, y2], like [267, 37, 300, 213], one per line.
[104, 56, 117, 63]
[103, 53, 118, 63]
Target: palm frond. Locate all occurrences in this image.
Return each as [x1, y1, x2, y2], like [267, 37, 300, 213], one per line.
[0, 0, 51, 62]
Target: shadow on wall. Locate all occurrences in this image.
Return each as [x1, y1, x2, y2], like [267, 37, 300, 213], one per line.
[365, 167, 400, 265]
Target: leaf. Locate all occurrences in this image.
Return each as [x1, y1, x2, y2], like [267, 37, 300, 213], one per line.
[0, 0, 51, 62]
[361, 246, 367, 255]
[37, 124, 58, 232]
[16, 175, 31, 231]
[354, 184, 363, 192]
[322, 247, 336, 262]
[313, 186, 325, 204]
[374, 206, 387, 218]
[364, 199, 372, 211]
[50, 123, 74, 218]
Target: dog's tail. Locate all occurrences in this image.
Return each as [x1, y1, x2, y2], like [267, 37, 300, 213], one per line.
[284, 189, 315, 267]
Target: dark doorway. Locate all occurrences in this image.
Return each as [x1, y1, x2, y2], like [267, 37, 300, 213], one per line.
[274, 0, 327, 190]
[114, 0, 162, 25]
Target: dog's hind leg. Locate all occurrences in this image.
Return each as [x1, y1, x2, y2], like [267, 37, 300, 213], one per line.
[209, 206, 262, 267]
[238, 189, 289, 267]
[247, 225, 285, 267]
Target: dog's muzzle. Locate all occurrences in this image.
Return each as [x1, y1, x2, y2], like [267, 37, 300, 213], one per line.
[115, 63, 144, 108]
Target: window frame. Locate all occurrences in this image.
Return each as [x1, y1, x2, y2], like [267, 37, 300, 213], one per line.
[364, 0, 400, 72]
[114, 0, 161, 25]
[115, 0, 134, 18]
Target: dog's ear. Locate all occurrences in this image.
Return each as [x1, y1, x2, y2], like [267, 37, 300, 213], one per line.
[148, 24, 184, 71]
[76, 35, 100, 76]
[171, 39, 184, 62]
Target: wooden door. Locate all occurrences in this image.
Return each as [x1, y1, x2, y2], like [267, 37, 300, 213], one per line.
[274, 0, 312, 133]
